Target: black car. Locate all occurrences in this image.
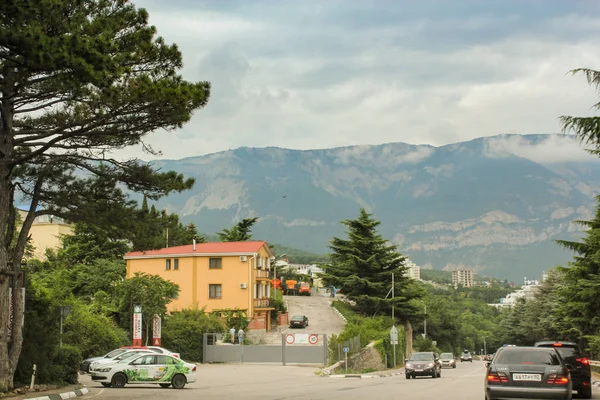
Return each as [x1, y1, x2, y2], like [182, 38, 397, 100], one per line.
[484, 346, 572, 400]
[405, 352, 442, 379]
[289, 315, 309, 328]
[534, 340, 592, 399]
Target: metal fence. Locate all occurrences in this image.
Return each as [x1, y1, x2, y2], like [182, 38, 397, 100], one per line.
[332, 334, 361, 362]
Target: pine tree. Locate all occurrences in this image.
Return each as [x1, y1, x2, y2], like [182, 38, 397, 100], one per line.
[554, 202, 600, 349]
[320, 208, 422, 318]
[217, 217, 259, 242]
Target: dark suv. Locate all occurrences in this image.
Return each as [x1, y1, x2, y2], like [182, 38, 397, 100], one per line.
[534, 341, 592, 399]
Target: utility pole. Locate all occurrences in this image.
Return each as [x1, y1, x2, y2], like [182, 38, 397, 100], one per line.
[391, 273, 395, 321]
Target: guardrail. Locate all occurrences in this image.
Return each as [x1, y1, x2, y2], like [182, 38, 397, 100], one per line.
[589, 360, 600, 367]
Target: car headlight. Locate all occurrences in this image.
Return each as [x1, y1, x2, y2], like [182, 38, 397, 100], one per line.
[97, 367, 112, 372]
[427, 363, 434, 368]
[405, 363, 413, 368]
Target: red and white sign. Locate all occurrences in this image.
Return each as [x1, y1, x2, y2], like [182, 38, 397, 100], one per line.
[132, 305, 142, 346]
[152, 314, 161, 346]
[285, 334, 295, 344]
[309, 334, 319, 344]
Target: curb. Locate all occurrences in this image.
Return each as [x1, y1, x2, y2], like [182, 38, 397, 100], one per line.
[329, 303, 347, 323]
[25, 387, 89, 400]
[329, 372, 402, 379]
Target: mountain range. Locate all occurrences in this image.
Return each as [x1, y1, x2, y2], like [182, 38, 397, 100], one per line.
[144, 134, 600, 282]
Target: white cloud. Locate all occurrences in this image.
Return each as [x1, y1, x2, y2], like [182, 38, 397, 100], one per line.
[484, 134, 599, 163]
[115, 1, 600, 161]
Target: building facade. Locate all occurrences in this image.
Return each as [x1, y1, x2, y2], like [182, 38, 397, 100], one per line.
[452, 269, 474, 288]
[124, 241, 276, 329]
[17, 208, 73, 260]
[403, 259, 421, 280]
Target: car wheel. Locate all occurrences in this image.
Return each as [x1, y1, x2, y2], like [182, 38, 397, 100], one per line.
[405, 374, 410, 380]
[111, 373, 127, 388]
[431, 370, 436, 379]
[171, 374, 187, 389]
[579, 386, 592, 399]
[159, 383, 170, 388]
[453, 365, 456, 368]
[437, 370, 441, 378]
[101, 383, 111, 388]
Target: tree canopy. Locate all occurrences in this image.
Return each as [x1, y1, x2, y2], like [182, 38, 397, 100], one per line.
[217, 217, 259, 242]
[0, 0, 210, 390]
[320, 208, 423, 319]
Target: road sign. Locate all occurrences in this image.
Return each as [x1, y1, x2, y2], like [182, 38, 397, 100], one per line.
[285, 334, 295, 344]
[343, 347, 349, 353]
[390, 325, 398, 345]
[309, 334, 319, 344]
[432, 340, 437, 346]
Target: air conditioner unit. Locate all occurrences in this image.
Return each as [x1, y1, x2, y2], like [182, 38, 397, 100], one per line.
[239, 256, 247, 262]
[240, 283, 248, 289]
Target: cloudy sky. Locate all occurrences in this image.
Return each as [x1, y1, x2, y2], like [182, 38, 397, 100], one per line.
[128, 0, 600, 160]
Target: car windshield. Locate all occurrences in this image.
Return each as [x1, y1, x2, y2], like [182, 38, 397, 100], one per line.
[105, 349, 126, 358]
[116, 352, 144, 361]
[495, 350, 560, 365]
[410, 353, 434, 361]
[440, 353, 453, 359]
[291, 315, 304, 320]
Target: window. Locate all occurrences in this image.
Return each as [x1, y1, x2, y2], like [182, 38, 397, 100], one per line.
[209, 258, 222, 269]
[165, 259, 171, 270]
[174, 259, 179, 270]
[209, 284, 222, 299]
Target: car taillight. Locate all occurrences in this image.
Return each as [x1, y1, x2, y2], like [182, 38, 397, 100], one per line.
[192, 366, 197, 372]
[576, 357, 589, 365]
[487, 373, 508, 383]
[546, 374, 569, 385]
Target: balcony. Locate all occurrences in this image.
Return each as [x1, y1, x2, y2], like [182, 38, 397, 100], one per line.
[253, 297, 275, 309]
[255, 268, 272, 281]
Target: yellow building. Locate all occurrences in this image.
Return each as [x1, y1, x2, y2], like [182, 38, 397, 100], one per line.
[17, 208, 73, 260]
[124, 241, 277, 329]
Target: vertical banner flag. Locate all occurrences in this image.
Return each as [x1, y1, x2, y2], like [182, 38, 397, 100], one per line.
[152, 314, 161, 346]
[133, 305, 142, 346]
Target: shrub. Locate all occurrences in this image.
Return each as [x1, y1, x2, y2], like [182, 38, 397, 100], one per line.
[162, 308, 226, 362]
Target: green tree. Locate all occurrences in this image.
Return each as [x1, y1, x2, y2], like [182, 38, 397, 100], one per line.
[161, 308, 225, 362]
[552, 203, 600, 349]
[0, 1, 210, 389]
[217, 217, 259, 242]
[117, 272, 179, 345]
[320, 208, 422, 318]
[132, 199, 203, 251]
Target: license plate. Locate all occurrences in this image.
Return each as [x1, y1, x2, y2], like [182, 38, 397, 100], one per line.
[513, 374, 541, 381]
[415, 369, 423, 372]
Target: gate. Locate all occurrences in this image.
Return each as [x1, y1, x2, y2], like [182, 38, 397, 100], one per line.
[203, 333, 328, 366]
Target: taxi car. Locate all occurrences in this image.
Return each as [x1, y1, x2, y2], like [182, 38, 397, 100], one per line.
[91, 353, 197, 389]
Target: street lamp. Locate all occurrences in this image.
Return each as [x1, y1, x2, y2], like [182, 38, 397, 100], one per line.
[423, 303, 427, 338]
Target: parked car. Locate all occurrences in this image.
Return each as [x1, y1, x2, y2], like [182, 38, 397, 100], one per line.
[146, 346, 180, 358]
[439, 352, 456, 368]
[534, 340, 592, 399]
[484, 346, 572, 400]
[298, 282, 311, 296]
[405, 352, 442, 379]
[461, 350, 473, 362]
[89, 350, 154, 372]
[80, 346, 147, 373]
[91, 353, 197, 389]
[289, 314, 309, 328]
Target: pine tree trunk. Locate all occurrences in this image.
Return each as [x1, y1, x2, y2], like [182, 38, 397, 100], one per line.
[0, 66, 24, 393]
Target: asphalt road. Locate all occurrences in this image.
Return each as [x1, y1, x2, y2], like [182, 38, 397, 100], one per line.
[77, 360, 560, 400]
[264, 291, 346, 344]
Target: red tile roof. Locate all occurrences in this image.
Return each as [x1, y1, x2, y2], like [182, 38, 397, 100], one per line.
[124, 241, 271, 259]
